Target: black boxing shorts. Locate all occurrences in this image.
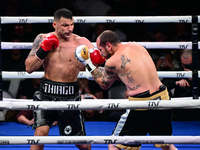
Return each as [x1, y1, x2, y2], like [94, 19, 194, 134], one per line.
[112, 85, 172, 150]
[32, 77, 86, 136]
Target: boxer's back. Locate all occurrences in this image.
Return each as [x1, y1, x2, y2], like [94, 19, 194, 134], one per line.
[112, 42, 162, 96]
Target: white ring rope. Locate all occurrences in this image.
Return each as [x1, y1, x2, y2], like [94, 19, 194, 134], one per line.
[1, 16, 194, 24]
[0, 135, 200, 145]
[2, 71, 200, 79]
[2, 42, 199, 50]
[1, 98, 200, 110]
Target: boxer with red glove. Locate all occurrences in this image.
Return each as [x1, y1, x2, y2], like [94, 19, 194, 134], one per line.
[35, 33, 59, 61]
[74, 45, 105, 72]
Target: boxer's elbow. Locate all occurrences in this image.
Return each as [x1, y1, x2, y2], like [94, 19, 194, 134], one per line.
[26, 66, 33, 74]
[26, 64, 39, 74]
[100, 83, 111, 90]
[25, 57, 42, 73]
[25, 59, 34, 74]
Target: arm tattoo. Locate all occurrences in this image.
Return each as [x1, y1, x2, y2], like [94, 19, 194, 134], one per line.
[93, 69, 103, 79]
[104, 66, 116, 79]
[27, 35, 43, 57]
[93, 66, 116, 86]
[121, 71, 141, 90]
[102, 75, 110, 86]
[101, 66, 116, 86]
[93, 69, 110, 86]
[121, 55, 131, 69]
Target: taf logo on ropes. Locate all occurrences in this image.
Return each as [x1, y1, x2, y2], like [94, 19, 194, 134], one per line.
[48, 19, 54, 23]
[135, 20, 144, 23]
[104, 139, 117, 144]
[106, 20, 115, 23]
[0, 140, 9, 145]
[179, 20, 188, 23]
[17, 72, 26, 76]
[179, 45, 188, 49]
[107, 103, 120, 108]
[27, 139, 40, 144]
[176, 73, 185, 77]
[76, 19, 86, 23]
[67, 104, 80, 109]
[27, 105, 40, 109]
[147, 101, 160, 107]
[148, 98, 161, 107]
[18, 19, 28, 23]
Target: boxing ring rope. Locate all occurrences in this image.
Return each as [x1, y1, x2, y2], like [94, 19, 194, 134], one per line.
[1, 16, 196, 24]
[1, 98, 200, 110]
[2, 41, 200, 49]
[1, 135, 200, 145]
[2, 71, 200, 79]
[0, 15, 199, 146]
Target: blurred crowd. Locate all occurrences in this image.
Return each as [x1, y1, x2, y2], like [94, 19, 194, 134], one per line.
[0, 0, 200, 122]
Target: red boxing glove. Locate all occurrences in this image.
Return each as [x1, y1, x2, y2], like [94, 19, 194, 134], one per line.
[35, 33, 59, 61]
[89, 48, 105, 65]
[41, 34, 59, 51]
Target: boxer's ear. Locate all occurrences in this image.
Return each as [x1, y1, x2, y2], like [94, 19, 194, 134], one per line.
[53, 22, 56, 29]
[106, 42, 112, 51]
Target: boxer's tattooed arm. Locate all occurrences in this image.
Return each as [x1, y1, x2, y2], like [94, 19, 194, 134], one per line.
[102, 66, 116, 86]
[27, 34, 43, 57]
[121, 71, 141, 90]
[93, 65, 116, 86]
[104, 66, 116, 79]
[93, 69, 110, 86]
[121, 55, 131, 69]
[93, 69, 103, 79]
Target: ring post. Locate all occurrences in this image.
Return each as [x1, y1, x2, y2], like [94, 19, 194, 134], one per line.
[192, 15, 199, 99]
[0, 17, 2, 101]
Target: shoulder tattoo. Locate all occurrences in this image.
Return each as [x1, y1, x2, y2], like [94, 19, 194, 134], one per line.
[28, 35, 43, 57]
[121, 55, 131, 69]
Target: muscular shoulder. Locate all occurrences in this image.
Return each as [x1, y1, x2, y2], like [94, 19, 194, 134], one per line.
[105, 55, 119, 68]
[74, 36, 94, 49]
[107, 48, 130, 70]
[35, 32, 55, 40]
[33, 33, 48, 43]
[126, 42, 144, 50]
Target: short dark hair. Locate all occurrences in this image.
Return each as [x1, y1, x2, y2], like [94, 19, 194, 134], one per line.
[54, 8, 73, 21]
[99, 30, 121, 47]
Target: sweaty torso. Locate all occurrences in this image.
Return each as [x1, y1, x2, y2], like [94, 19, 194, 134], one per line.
[42, 33, 91, 82]
[110, 42, 162, 96]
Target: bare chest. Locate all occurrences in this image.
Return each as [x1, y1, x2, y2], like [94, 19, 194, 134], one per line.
[50, 42, 77, 62]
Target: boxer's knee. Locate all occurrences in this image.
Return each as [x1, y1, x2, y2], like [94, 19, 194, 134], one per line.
[34, 126, 50, 136]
